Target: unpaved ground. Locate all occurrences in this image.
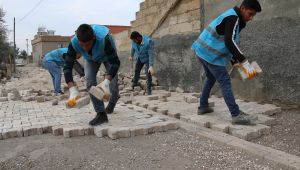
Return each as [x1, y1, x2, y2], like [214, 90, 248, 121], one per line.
[251, 109, 300, 157]
[0, 129, 278, 170]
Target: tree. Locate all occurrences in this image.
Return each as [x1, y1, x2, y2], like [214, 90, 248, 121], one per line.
[0, 8, 9, 63]
[18, 50, 27, 59]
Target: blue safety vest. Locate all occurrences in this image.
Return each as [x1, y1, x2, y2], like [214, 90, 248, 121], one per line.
[132, 35, 152, 64]
[44, 48, 67, 66]
[71, 25, 110, 62]
[192, 8, 240, 66]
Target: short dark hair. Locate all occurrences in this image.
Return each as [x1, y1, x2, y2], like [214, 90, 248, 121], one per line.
[76, 24, 94, 42]
[130, 31, 142, 40]
[241, 0, 262, 12]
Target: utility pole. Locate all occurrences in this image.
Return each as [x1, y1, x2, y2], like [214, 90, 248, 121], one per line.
[26, 39, 29, 56]
[13, 17, 16, 72]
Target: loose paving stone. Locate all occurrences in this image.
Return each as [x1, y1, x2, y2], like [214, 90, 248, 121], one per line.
[0, 97, 8, 102]
[147, 95, 159, 101]
[176, 87, 184, 93]
[157, 109, 168, 115]
[184, 96, 198, 103]
[36, 96, 45, 103]
[159, 96, 168, 102]
[52, 99, 58, 106]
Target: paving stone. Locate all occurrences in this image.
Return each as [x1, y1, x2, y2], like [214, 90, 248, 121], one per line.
[160, 92, 171, 97]
[23, 125, 43, 137]
[229, 124, 271, 141]
[147, 106, 158, 112]
[76, 96, 90, 108]
[139, 91, 145, 96]
[63, 127, 79, 138]
[2, 128, 23, 139]
[94, 126, 108, 138]
[0, 97, 8, 102]
[167, 112, 180, 119]
[52, 126, 64, 136]
[127, 106, 134, 110]
[184, 96, 198, 103]
[108, 127, 131, 140]
[159, 96, 168, 102]
[191, 93, 201, 98]
[153, 86, 165, 90]
[147, 95, 159, 101]
[148, 122, 167, 133]
[130, 126, 149, 136]
[157, 109, 168, 115]
[175, 87, 184, 93]
[141, 104, 148, 108]
[165, 122, 179, 130]
[52, 99, 59, 106]
[35, 96, 45, 103]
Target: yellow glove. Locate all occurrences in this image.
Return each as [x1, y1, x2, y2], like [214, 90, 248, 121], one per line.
[67, 86, 79, 107]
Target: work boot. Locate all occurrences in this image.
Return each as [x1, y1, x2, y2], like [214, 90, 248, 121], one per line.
[197, 107, 214, 115]
[106, 102, 116, 114]
[131, 82, 139, 90]
[239, 111, 258, 121]
[231, 111, 256, 125]
[89, 112, 108, 126]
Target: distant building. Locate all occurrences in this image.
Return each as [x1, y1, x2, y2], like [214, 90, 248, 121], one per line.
[105, 25, 131, 35]
[31, 27, 70, 66]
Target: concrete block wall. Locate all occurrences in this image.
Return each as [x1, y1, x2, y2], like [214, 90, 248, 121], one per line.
[114, 0, 300, 106]
[202, 0, 300, 106]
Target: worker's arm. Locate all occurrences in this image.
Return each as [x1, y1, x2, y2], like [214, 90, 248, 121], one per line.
[104, 35, 120, 81]
[222, 16, 246, 63]
[130, 48, 135, 58]
[63, 43, 77, 88]
[148, 40, 154, 67]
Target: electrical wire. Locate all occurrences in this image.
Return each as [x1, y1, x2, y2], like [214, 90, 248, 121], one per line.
[18, 0, 44, 23]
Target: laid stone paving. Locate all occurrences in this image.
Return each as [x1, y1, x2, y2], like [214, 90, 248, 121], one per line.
[0, 99, 179, 140]
[129, 90, 281, 141]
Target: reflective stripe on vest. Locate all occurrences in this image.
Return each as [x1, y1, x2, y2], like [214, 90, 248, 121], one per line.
[196, 39, 227, 58]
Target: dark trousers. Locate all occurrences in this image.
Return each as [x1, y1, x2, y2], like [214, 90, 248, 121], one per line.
[133, 58, 152, 94]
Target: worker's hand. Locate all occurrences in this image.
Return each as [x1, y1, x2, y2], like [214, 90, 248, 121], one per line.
[67, 86, 79, 107]
[148, 66, 155, 76]
[98, 79, 111, 101]
[241, 60, 257, 79]
[129, 56, 133, 62]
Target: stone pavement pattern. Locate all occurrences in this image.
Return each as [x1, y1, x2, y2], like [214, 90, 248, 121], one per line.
[127, 89, 281, 141]
[0, 100, 179, 140]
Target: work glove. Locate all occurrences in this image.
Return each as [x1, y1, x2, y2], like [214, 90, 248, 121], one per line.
[98, 79, 111, 101]
[148, 66, 155, 76]
[241, 60, 257, 79]
[67, 86, 79, 107]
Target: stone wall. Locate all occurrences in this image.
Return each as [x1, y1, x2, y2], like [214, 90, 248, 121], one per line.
[202, 0, 300, 106]
[114, 0, 300, 106]
[115, 0, 202, 92]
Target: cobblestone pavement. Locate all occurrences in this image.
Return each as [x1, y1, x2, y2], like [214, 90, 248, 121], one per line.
[0, 100, 178, 140]
[128, 90, 281, 141]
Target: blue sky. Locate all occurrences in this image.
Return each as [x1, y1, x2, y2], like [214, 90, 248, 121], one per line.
[0, 0, 144, 53]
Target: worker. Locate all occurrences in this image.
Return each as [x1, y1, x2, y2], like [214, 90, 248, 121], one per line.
[129, 31, 155, 95]
[42, 48, 84, 95]
[191, 0, 262, 125]
[63, 24, 120, 126]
